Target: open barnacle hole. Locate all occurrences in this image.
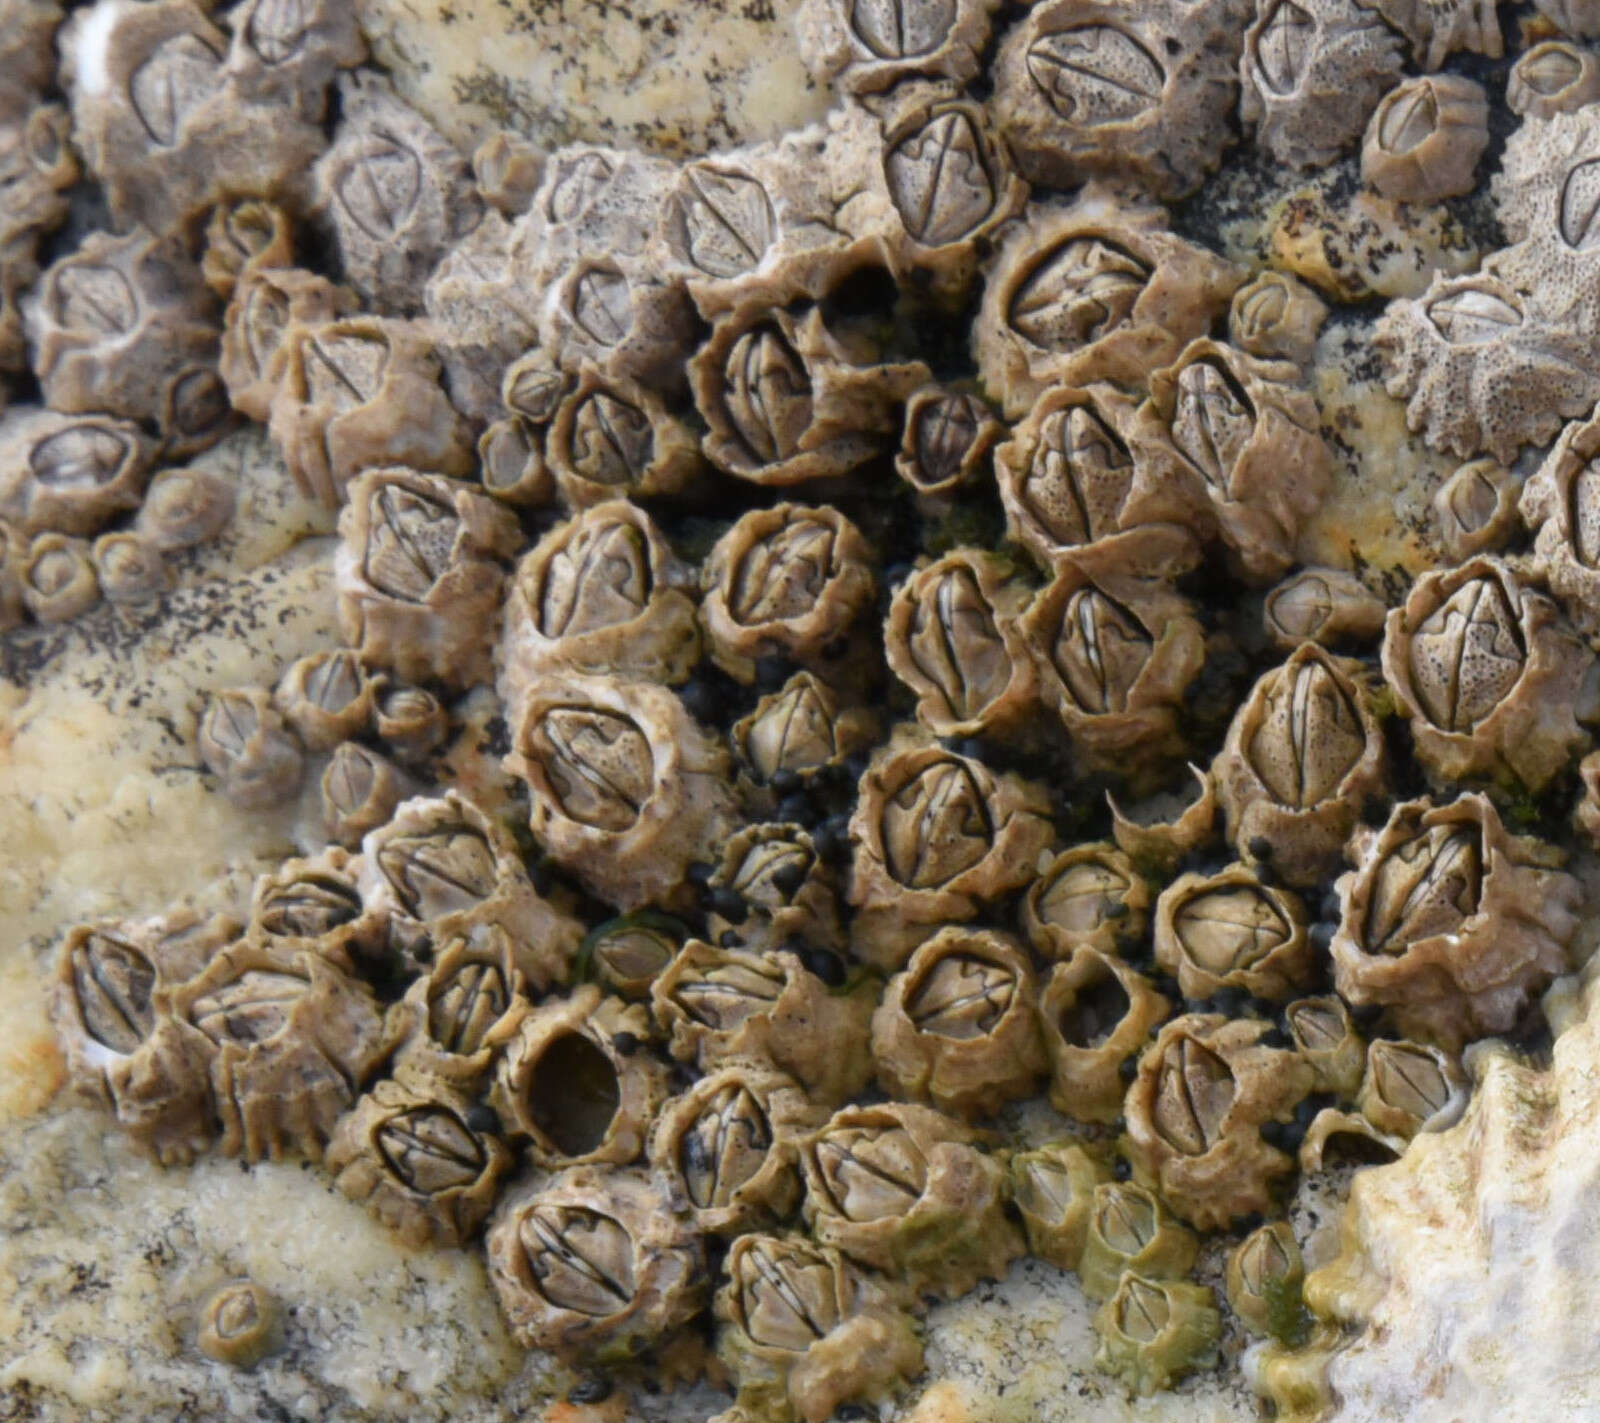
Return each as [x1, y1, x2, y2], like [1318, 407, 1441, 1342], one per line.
[1008, 1140, 1112, 1271]
[708, 824, 844, 955]
[1295, 1105, 1406, 1171]
[1023, 841, 1151, 961]
[1262, 568, 1386, 653]
[1091, 1272, 1221, 1396]
[1040, 947, 1170, 1124]
[1107, 762, 1219, 876]
[1077, 1180, 1198, 1303]
[1285, 995, 1365, 1098]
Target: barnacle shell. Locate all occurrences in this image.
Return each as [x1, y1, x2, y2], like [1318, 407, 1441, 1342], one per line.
[0, 410, 156, 538]
[198, 688, 303, 810]
[1365, 0, 1501, 69]
[1078, 1181, 1199, 1303]
[321, 743, 405, 848]
[221, 0, 366, 120]
[197, 1281, 279, 1367]
[1262, 568, 1386, 652]
[92, 531, 170, 604]
[794, 0, 1000, 94]
[1536, 0, 1600, 35]
[1023, 841, 1151, 962]
[202, 198, 294, 301]
[1107, 762, 1220, 874]
[731, 670, 880, 798]
[1284, 993, 1365, 1097]
[477, 415, 555, 509]
[371, 679, 449, 764]
[0, 520, 23, 632]
[547, 367, 706, 509]
[273, 649, 374, 753]
[581, 915, 684, 1001]
[1379, 556, 1595, 794]
[1007, 1140, 1112, 1271]
[1328, 793, 1580, 1049]
[1432, 457, 1518, 562]
[1227, 1220, 1307, 1342]
[895, 385, 1002, 501]
[1357, 1035, 1468, 1138]
[220, 265, 356, 424]
[1039, 948, 1171, 1123]
[1093, 1273, 1221, 1396]
[871, 927, 1047, 1119]
[541, 260, 697, 396]
[247, 846, 384, 971]
[136, 462, 237, 552]
[708, 824, 844, 956]
[0, 0, 60, 126]
[1518, 413, 1600, 638]
[20, 531, 98, 623]
[1227, 270, 1329, 367]
[1508, 41, 1600, 118]
[1153, 864, 1314, 1002]
[0, 102, 78, 375]
[1361, 75, 1489, 203]
[473, 130, 545, 217]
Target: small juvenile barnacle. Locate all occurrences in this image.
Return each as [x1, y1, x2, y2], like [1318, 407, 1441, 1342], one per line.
[1228, 270, 1329, 367]
[20, 532, 99, 624]
[1328, 794, 1581, 1049]
[0, 520, 23, 632]
[894, 385, 1003, 502]
[545, 368, 705, 509]
[334, 468, 522, 691]
[197, 688, 304, 810]
[223, 0, 366, 122]
[1153, 865, 1313, 1002]
[197, 1280, 279, 1367]
[708, 824, 844, 956]
[486, 1167, 708, 1364]
[794, 0, 999, 94]
[220, 265, 356, 424]
[1008, 1140, 1113, 1271]
[135, 463, 238, 553]
[371, 680, 449, 764]
[1361, 74, 1489, 203]
[1227, 1220, 1307, 1342]
[1262, 568, 1386, 652]
[272, 649, 374, 752]
[248, 847, 383, 970]
[1430, 458, 1518, 563]
[91, 532, 170, 605]
[1365, 0, 1500, 69]
[1108, 763, 1221, 875]
[1039, 948, 1171, 1124]
[1284, 994, 1365, 1098]
[321, 741, 405, 849]
[871, 927, 1047, 1119]
[1093, 1273, 1221, 1395]
[581, 915, 684, 1001]
[1356, 1036, 1468, 1138]
[473, 130, 545, 216]
[1023, 842, 1151, 962]
[731, 670, 881, 801]
[1508, 41, 1600, 118]
[0, 410, 156, 538]
[1078, 1181, 1199, 1304]
[477, 416, 554, 509]
[201, 198, 295, 301]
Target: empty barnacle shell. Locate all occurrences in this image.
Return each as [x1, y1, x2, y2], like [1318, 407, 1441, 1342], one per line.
[1435, 458, 1519, 562]
[1227, 270, 1329, 367]
[1007, 1140, 1113, 1271]
[197, 688, 303, 810]
[1294, 1104, 1406, 1170]
[871, 926, 1047, 1119]
[1379, 557, 1595, 794]
[1108, 763, 1220, 874]
[220, 265, 357, 424]
[325, 1076, 513, 1247]
[1262, 568, 1386, 652]
[473, 130, 545, 217]
[794, 0, 999, 94]
[1518, 410, 1600, 638]
[847, 733, 1055, 969]
[894, 385, 1003, 502]
[1508, 41, 1600, 118]
[799, 1100, 1021, 1298]
[201, 198, 294, 301]
[581, 915, 684, 1001]
[1361, 74, 1489, 203]
[974, 193, 1244, 419]
[1227, 1220, 1307, 1342]
[135, 463, 237, 552]
[247, 846, 383, 969]
[91, 531, 169, 605]
[334, 467, 522, 692]
[1213, 644, 1388, 887]
[1284, 994, 1365, 1098]
[486, 1166, 708, 1365]
[1153, 864, 1313, 1002]
[1022, 842, 1152, 962]
[541, 260, 698, 396]
[546, 368, 705, 509]
[1093, 1273, 1222, 1397]
[273, 649, 374, 752]
[371, 680, 449, 764]
[1078, 1181, 1199, 1304]
[196, 1280, 279, 1367]
[649, 1060, 825, 1237]
[506, 673, 741, 913]
[1328, 793, 1581, 1050]
[1122, 1013, 1315, 1229]
[731, 670, 881, 799]
[1365, 0, 1500, 69]
[0, 411, 157, 538]
[321, 741, 405, 849]
[1357, 1036, 1468, 1138]
[708, 824, 844, 956]
[1039, 948, 1171, 1124]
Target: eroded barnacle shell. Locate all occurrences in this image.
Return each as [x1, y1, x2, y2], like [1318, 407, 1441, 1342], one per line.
[388, 927, 530, 1093]
[1122, 1013, 1315, 1229]
[1228, 271, 1329, 367]
[1517, 412, 1600, 638]
[1284, 994, 1365, 1098]
[1039, 948, 1171, 1124]
[1328, 793, 1580, 1050]
[546, 368, 705, 509]
[649, 1060, 825, 1237]
[894, 385, 1002, 502]
[325, 1076, 512, 1247]
[1263, 568, 1386, 652]
[197, 1280, 279, 1367]
[202, 198, 294, 301]
[871, 927, 1047, 1119]
[1008, 1140, 1112, 1271]
[220, 265, 356, 424]
[799, 1101, 1021, 1297]
[197, 688, 303, 810]
[0, 103, 78, 375]
[794, 0, 998, 94]
[990, 0, 1244, 200]
[1078, 1181, 1199, 1304]
[1509, 41, 1600, 118]
[335, 468, 522, 691]
[1093, 1273, 1221, 1396]
[1023, 842, 1151, 962]
[581, 915, 684, 1001]
[974, 194, 1243, 419]
[1356, 1036, 1468, 1138]
[708, 824, 844, 956]
[732, 671, 881, 800]
[1366, 0, 1500, 69]
[847, 734, 1054, 969]
[1294, 1104, 1405, 1170]
[1154, 865, 1313, 1002]
[653, 942, 877, 1105]
[1433, 458, 1518, 563]
[506, 674, 741, 913]
[477, 416, 555, 509]
[136, 463, 237, 552]
[1379, 557, 1595, 794]
[541, 260, 697, 396]
[1240, 0, 1405, 170]
[0, 0, 60, 125]
[321, 741, 405, 849]
[473, 130, 545, 217]
[92, 531, 170, 604]
[514, 143, 677, 285]
[272, 649, 374, 752]
[247, 846, 384, 970]
[486, 1166, 708, 1365]
[1108, 763, 1220, 874]
[1536, 0, 1600, 35]
[0, 410, 157, 537]
[1361, 75, 1489, 203]
[371, 680, 448, 764]
[1228, 1220, 1307, 1342]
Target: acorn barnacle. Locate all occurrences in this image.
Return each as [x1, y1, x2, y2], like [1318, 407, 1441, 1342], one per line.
[1284, 993, 1366, 1097]
[272, 649, 375, 753]
[220, 265, 357, 425]
[1361, 74, 1489, 203]
[247, 846, 384, 971]
[0, 100, 77, 377]
[581, 915, 685, 1001]
[895, 385, 1003, 503]
[1092, 1273, 1222, 1396]
[1508, 41, 1600, 118]
[1153, 864, 1313, 1002]
[1327, 793, 1581, 1049]
[1077, 1180, 1199, 1304]
[1365, 0, 1501, 70]
[19, 531, 98, 624]
[202, 198, 295, 302]
[1519, 410, 1600, 639]
[540, 259, 697, 397]
[0, 410, 156, 538]
[1356, 1035, 1468, 1137]
[707, 824, 845, 956]
[546, 367, 705, 510]
[1023, 841, 1151, 962]
[321, 741, 407, 849]
[92, 531, 170, 605]
[473, 130, 544, 217]
[1228, 270, 1330, 368]
[794, 0, 1000, 95]
[136, 463, 238, 553]
[197, 688, 304, 811]
[1434, 458, 1519, 562]
[731, 670, 881, 803]
[1039, 948, 1171, 1123]
[1227, 1219, 1307, 1342]
[1007, 1140, 1113, 1271]
[370, 680, 449, 764]
[1262, 568, 1387, 652]
[1107, 763, 1221, 875]
[196, 1280, 280, 1368]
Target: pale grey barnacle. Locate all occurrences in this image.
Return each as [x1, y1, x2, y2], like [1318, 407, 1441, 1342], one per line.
[708, 824, 845, 956]
[731, 670, 881, 801]
[1007, 1140, 1112, 1271]
[894, 385, 1003, 502]
[273, 649, 374, 752]
[371, 680, 449, 764]
[197, 688, 304, 811]
[794, 0, 1000, 95]
[477, 415, 555, 509]
[1228, 270, 1329, 367]
[1091, 1274, 1222, 1397]
[1262, 568, 1386, 652]
[1284, 994, 1365, 1097]
[541, 260, 697, 396]
[1356, 1036, 1468, 1138]
[1077, 1180, 1199, 1304]
[201, 198, 295, 302]
[321, 741, 405, 850]
[0, 411, 156, 538]
[1022, 841, 1152, 963]
[1153, 864, 1314, 1002]
[1039, 948, 1171, 1124]
[92, 532, 170, 605]
[472, 129, 545, 216]
[1519, 412, 1600, 639]
[1436, 458, 1519, 562]
[546, 367, 705, 509]
[220, 264, 357, 424]
[1508, 41, 1600, 119]
[1361, 75, 1489, 203]
[135, 463, 238, 553]
[197, 1280, 279, 1368]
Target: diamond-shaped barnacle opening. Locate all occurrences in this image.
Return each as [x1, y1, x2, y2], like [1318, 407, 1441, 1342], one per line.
[1049, 586, 1154, 716]
[425, 957, 513, 1057]
[668, 952, 788, 1033]
[1151, 1032, 1236, 1157]
[850, 0, 959, 60]
[374, 1104, 490, 1196]
[520, 1202, 637, 1316]
[663, 162, 777, 281]
[529, 705, 654, 833]
[1007, 235, 1152, 354]
[1024, 24, 1166, 127]
[810, 1119, 929, 1222]
[1056, 959, 1132, 1051]
[1171, 357, 1257, 492]
[535, 514, 652, 639]
[883, 101, 1003, 248]
[727, 1234, 843, 1351]
[1244, 652, 1368, 809]
[678, 1081, 775, 1211]
[185, 965, 310, 1048]
[68, 930, 158, 1056]
[376, 826, 498, 920]
[1361, 820, 1482, 955]
[361, 481, 459, 604]
[256, 873, 363, 940]
[1404, 573, 1526, 733]
[1424, 281, 1523, 346]
[906, 947, 1017, 1041]
[881, 755, 995, 889]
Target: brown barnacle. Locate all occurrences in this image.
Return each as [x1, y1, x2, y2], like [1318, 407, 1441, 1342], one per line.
[222, 0, 366, 121]
[477, 416, 554, 509]
[731, 671, 881, 802]
[0, 2, 59, 126]
[1212, 644, 1388, 888]
[894, 385, 1003, 503]
[1575, 748, 1600, 848]
[546, 367, 705, 509]
[1139, 338, 1335, 584]
[1434, 458, 1518, 563]
[1536, 0, 1600, 37]
[269, 316, 474, 508]
[371, 679, 449, 764]
[1108, 763, 1220, 875]
[974, 193, 1243, 419]
[1038, 948, 1171, 1125]
[0, 521, 27, 632]
[1007, 1140, 1113, 1271]
[486, 1166, 708, 1365]
[1362, 74, 1489, 204]
[473, 130, 545, 216]
[91, 532, 170, 605]
[0, 412, 157, 538]
[1356, 1036, 1468, 1138]
[506, 674, 741, 913]
[649, 1060, 826, 1237]
[1153, 865, 1314, 1003]
[581, 915, 684, 1001]
[0, 102, 79, 375]
[197, 688, 304, 809]
[248, 846, 381, 969]
[542, 261, 698, 396]
[321, 741, 405, 849]
[220, 265, 357, 424]
[871, 927, 1047, 1119]
[325, 1077, 512, 1247]
[1379, 557, 1595, 793]
[799, 1101, 1022, 1298]
[846, 733, 1055, 969]
[1093, 1273, 1221, 1395]
[1023, 842, 1151, 962]
[273, 649, 375, 752]
[1228, 271, 1329, 368]
[1262, 568, 1387, 653]
[794, 0, 998, 95]
[202, 199, 294, 300]
[699, 503, 877, 686]
[1365, 0, 1501, 70]
[1519, 412, 1600, 640]
[1227, 1220, 1308, 1343]
[1328, 793, 1581, 1050]
[1078, 1181, 1199, 1304]
[653, 942, 877, 1106]
[708, 824, 845, 956]
[334, 468, 521, 691]
[388, 927, 530, 1093]
[1284, 994, 1365, 1098]
[1509, 41, 1600, 117]
[1122, 1013, 1316, 1229]
[197, 1280, 279, 1367]
[135, 463, 238, 552]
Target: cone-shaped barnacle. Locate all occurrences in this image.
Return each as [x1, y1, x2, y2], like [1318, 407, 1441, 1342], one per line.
[1508, 41, 1600, 118]
[21, 532, 100, 624]
[325, 1077, 513, 1248]
[794, 0, 999, 95]
[197, 1280, 279, 1367]
[136, 463, 237, 553]
[1356, 1036, 1469, 1138]
[730, 671, 881, 805]
[884, 549, 1038, 740]
[974, 192, 1243, 419]
[321, 741, 406, 849]
[1023, 842, 1151, 962]
[714, 1232, 923, 1423]
[1228, 271, 1329, 368]
[1213, 644, 1388, 888]
[1379, 557, 1595, 794]
[198, 688, 304, 810]
[1093, 1273, 1221, 1395]
[1328, 794, 1581, 1050]
[1007, 1140, 1113, 1271]
[486, 1166, 708, 1365]
[708, 824, 845, 956]
[1154, 863, 1314, 1002]
[1122, 1013, 1316, 1229]
[871, 927, 1047, 1119]
[546, 366, 706, 509]
[202, 198, 294, 301]
[799, 1101, 1022, 1298]
[1361, 75, 1489, 203]
[1078, 1181, 1199, 1303]
[580, 915, 685, 1001]
[496, 501, 700, 703]
[1262, 568, 1386, 653]
[1139, 339, 1335, 584]
[371, 680, 449, 764]
[505, 673, 741, 913]
[1108, 763, 1220, 876]
[1519, 411, 1600, 641]
[652, 942, 877, 1106]
[648, 1060, 826, 1237]
[894, 385, 1003, 504]
[91, 532, 170, 605]
[360, 791, 584, 991]
[1227, 1220, 1308, 1343]
[700, 504, 877, 686]
[1039, 948, 1171, 1124]
[0, 410, 156, 537]
[540, 260, 697, 397]
[1435, 458, 1518, 562]
[247, 847, 385, 971]
[1284, 994, 1365, 1098]
[334, 468, 522, 692]
[220, 265, 356, 424]
[272, 649, 374, 753]
[477, 414, 555, 510]
[846, 732, 1055, 969]
[1365, 0, 1500, 70]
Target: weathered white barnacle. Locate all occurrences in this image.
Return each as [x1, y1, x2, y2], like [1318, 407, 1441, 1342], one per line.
[197, 1280, 279, 1367]
[272, 649, 374, 752]
[1228, 270, 1329, 367]
[321, 741, 405, 850]
[1285, 994, 1365, 1098]
[731, 671, 881, 801]
[708, 824, 845, 956]
[847, 732, 1055, 969]
[794, 0, 999, 94]
[1108, 763, 1220, 875]
[370, 680, 449, 764]
[649, 1060, 826, 1236]
[1508, 41, 1600, 118]
[486, 1166, 708, 1364]
[1153, 865, 1314, 1002]
[247, 846, 384, 970]
[547, 367, 706, 509]
[198, 688, 304, 810]
[201, 198, 295, 301]
[0, 411, 157, 537]
[505, 673, 741, 913]
[325, 1077, 513, 1247]
[799, 1101, 1022, 1297]
[871, 927, 1047, 1119]
[1227, 1220, 1307, 1343]
[334, 468, 523, 692]
[1078, 1181, 1199, 1304]
[135, 463, 237, 553]
[1093, 1273, 1222, 1395]
[220, 265, 356, 424]
[974, 193, 1243, 419]
[895, 386, 1003, 503]
[1008, 1140, 1113, 1271]
[1263, 568, 1386, 652]
[1023, 842, 1151, 962]
[1122, 1013, 1315, 1229]
[91, 532, 169, 605]
[581, 915, 684, 1001]
[1434, 459, 1518, 563]
[1356, 1036, 1468, 1138]
[1361, 75, 1489, 203]
[1328, 794, 1581, 1050]
[1365, 0, 1500, 69]
[1039, 948, 1171, 1124]
[1379, 557, 1595, 794]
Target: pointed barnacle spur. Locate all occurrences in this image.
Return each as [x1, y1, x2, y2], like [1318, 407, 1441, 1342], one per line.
[708, 823, 845, 956]
[1008, 1140, 1112, 1271]
[794, 0, 999, 95]
[1361, 74, 1488, 203]
[486, 1167, 707, 1364]
[1153, 864, 1314, 1002]
[1039, 947, 1171, 1125]
[1379, 556, 1596, 794]
[1328, 794, 1580, 1050]
[731, 670, 880, 805]
[1519, 409, 1600, 640]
